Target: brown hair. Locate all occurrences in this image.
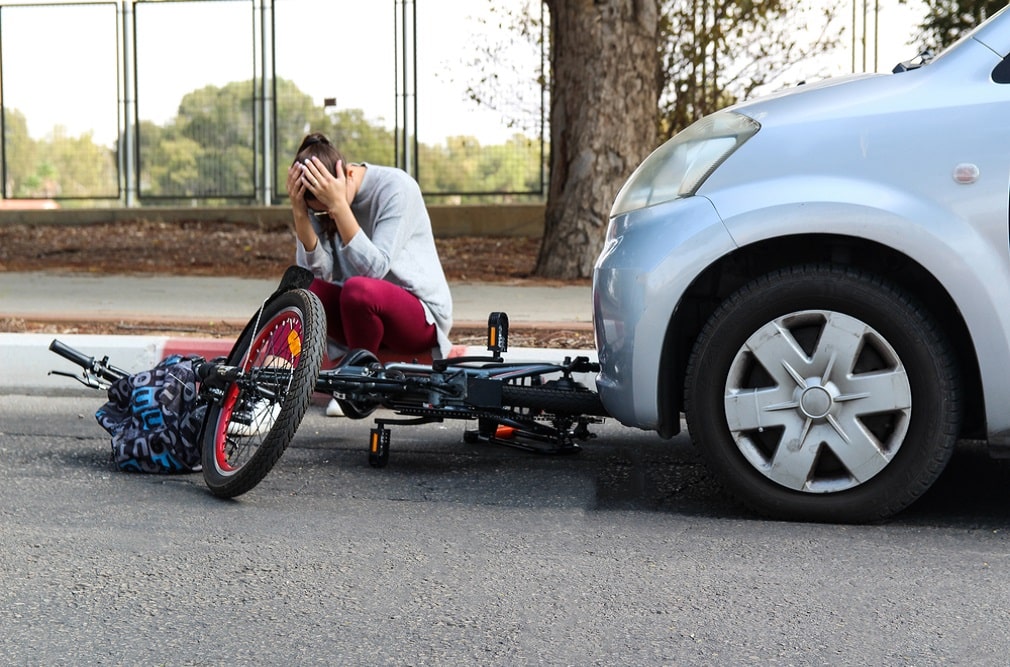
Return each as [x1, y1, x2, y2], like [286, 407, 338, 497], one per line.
[293, 132, 346, 239]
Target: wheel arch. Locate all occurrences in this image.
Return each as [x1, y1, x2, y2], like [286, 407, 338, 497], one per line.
[658, 234, 984, 439]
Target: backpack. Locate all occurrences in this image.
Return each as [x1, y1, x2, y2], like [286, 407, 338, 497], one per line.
[95, 354, 206, 473]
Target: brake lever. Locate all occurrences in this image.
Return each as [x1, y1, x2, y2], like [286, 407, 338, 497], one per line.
[48, 369, 108, 390]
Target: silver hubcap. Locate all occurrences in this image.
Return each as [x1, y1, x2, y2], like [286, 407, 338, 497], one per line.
[723, 310, 911, 493]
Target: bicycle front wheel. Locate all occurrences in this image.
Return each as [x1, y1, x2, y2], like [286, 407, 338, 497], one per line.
[201, 288, 325, 498]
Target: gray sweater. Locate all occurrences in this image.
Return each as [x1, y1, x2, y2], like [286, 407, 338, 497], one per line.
[295, 164, 454, 358]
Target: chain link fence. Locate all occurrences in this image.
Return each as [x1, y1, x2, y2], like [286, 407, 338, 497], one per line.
[0, 0, 546, 206]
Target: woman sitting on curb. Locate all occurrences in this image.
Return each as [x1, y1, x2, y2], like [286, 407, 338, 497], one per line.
[286, 132, 454, 416]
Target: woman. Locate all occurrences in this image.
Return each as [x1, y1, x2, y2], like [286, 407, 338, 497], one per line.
[286, 132, 453, 415]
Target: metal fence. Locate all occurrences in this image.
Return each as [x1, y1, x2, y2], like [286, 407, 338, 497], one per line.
[0, 0, 547, 206]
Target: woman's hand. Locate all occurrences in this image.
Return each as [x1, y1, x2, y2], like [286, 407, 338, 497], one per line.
[300, 156, 348, 214]
[287, 162, 317, 251]
[286, 163, 309, 215]
[299, 156, 361, 246]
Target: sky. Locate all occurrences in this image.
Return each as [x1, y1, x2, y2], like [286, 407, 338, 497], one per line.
[824, 0, 930, 75]
[0, 0, 930, 148]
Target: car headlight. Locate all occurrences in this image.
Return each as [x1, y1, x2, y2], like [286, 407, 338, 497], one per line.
[610, 111, 760, 217]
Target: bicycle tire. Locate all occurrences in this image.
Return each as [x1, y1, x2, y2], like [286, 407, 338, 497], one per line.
[201, 289, 325, 498]
[500, 383, 607, 416]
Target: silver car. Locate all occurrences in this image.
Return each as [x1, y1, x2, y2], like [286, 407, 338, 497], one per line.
[593, 6, 1010, 522]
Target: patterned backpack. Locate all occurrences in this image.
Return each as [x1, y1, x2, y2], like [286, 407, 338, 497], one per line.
[95, 354, 205, 473]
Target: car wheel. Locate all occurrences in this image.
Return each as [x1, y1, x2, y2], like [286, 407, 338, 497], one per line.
[684, 264, 960, 522]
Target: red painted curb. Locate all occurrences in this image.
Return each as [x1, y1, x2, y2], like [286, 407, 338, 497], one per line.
[163, 338, 234, 360]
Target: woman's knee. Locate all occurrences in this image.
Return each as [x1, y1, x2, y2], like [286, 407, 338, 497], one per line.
[340, 276, 381, 313]
[309, 278, 339, 303]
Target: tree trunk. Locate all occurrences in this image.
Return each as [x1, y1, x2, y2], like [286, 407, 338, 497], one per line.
[537, 0, 660, 279]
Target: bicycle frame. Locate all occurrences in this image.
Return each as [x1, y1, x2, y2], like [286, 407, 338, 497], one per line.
[50, 311, 608, 469]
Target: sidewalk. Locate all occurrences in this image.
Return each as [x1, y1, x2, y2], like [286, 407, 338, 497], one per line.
[0, 272, 593, 329]
[0, 272, 595, 392]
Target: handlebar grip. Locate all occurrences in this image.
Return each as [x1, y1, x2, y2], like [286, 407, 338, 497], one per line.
[49, 338, 130, 383]
[49, 339, 95, 370]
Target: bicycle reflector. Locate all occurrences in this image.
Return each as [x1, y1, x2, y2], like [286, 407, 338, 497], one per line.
[487, 312, 509, 354]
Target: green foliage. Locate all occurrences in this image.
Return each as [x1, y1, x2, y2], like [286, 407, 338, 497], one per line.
[905, 0, 1006, 51]
[135, 76, 540, 202]
[3, 108, 117, 199]
[141, 80, 256, 198]
[5, 76, 544, 203]
[49, 129, 118, 198]
[418, 134, 544, 202]
[273, 104, 398, 191]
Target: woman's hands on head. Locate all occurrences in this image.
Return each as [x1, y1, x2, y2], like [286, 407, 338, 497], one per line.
[288, 154, 361, 247]
[300, 156, 349, 215]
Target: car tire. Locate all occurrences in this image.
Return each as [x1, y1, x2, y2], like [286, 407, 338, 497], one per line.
[684, 264, 961, 522]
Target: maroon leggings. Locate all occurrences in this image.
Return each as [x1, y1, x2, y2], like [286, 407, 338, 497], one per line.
[309, 276, 437, 355]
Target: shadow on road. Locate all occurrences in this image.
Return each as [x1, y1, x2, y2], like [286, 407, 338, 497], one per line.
[897, 440, 1010, 528]
[37, 405, 1010, 527]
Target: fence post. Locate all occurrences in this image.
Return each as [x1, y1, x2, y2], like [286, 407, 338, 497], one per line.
[120, 0, 137, 206]
[255, 0, 274, 205]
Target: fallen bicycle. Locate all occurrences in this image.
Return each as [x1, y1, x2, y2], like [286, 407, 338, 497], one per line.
[49, 267, 608, 498]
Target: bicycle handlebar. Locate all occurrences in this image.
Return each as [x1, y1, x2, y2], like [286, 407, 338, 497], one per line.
[49, 339, 130, 383]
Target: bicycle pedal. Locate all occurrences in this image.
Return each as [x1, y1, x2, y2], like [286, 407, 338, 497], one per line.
[486, 312, 509, 354]
[368, 426, 390, 468]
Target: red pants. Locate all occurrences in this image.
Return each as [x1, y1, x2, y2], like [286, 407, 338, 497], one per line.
[309, 276, 437, 355]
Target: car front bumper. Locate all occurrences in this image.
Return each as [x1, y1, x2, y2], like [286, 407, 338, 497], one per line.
[593, 195, 736, 431]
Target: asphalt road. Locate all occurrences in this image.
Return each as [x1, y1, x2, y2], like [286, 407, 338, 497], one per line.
[4, 394, 1010, 665]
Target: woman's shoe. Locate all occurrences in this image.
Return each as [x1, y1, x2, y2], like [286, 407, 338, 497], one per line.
[325, 396, 345, 417]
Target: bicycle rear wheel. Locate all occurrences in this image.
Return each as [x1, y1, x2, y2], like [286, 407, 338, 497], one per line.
[201, 288, 325, 498]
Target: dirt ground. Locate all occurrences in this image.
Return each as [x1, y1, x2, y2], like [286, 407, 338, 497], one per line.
[0, 220, 594, 348]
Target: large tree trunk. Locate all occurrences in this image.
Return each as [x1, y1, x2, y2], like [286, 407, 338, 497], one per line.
[536, 0, 660, 279]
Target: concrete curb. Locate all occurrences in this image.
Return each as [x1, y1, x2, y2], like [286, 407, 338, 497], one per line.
[4, 332, 597, 394]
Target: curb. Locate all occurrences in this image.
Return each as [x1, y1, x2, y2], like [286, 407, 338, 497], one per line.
[3, 332, 597, 394]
